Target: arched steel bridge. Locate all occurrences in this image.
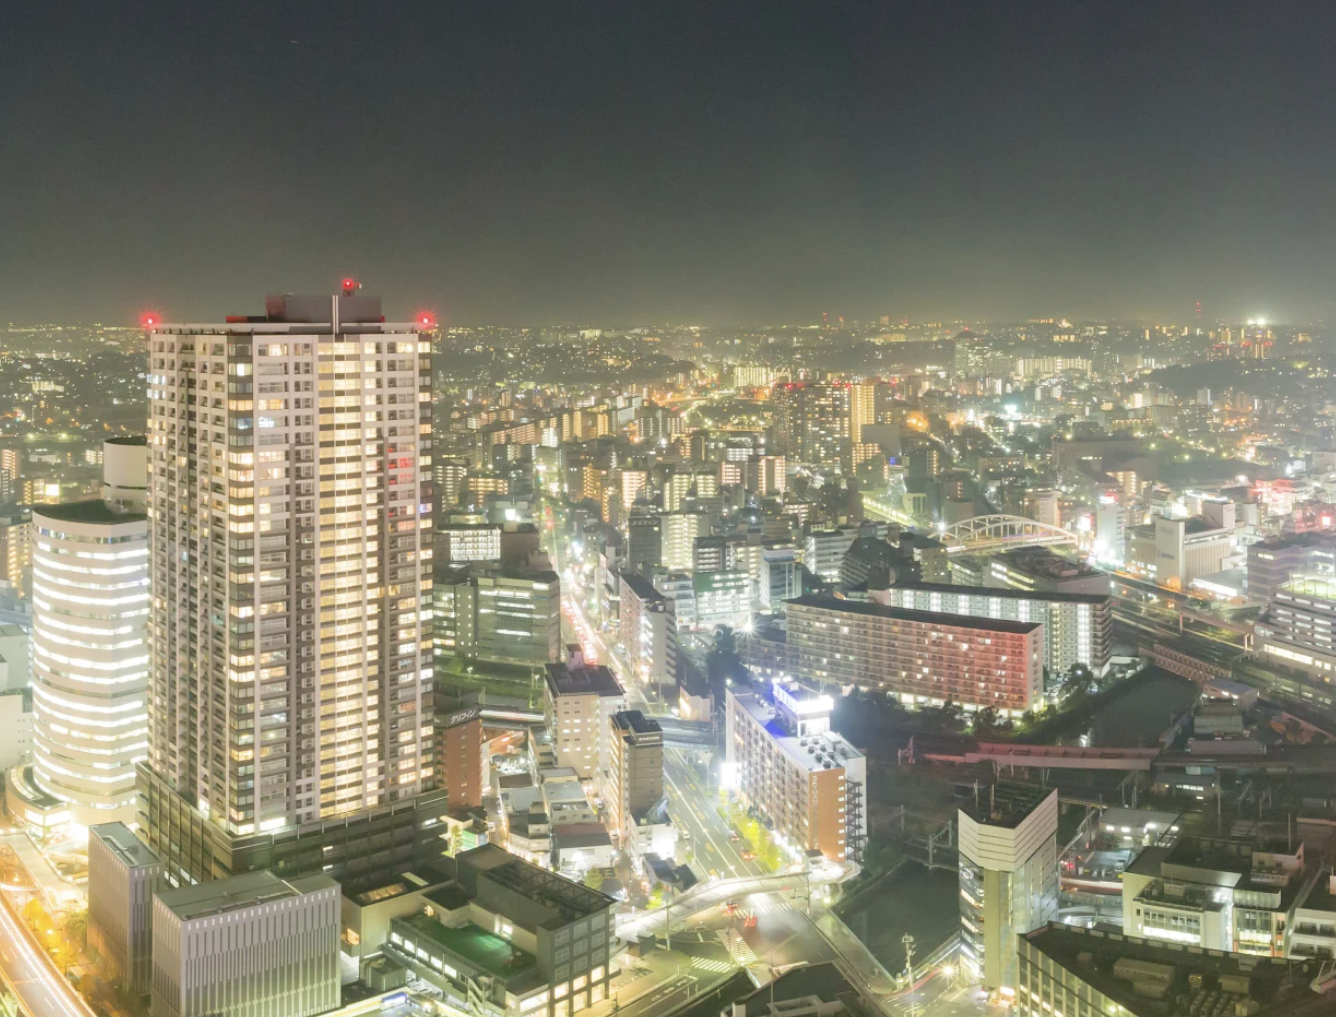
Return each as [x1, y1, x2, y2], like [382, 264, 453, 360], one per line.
[941, 514, 1079, 553]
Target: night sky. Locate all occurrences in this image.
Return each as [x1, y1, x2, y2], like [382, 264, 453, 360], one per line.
[4, 2, 1335, 326]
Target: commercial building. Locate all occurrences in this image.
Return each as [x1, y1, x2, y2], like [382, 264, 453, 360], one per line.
[30, 437, 149, 829]
[746, 454, 786, 497]
[440, 706, 488, 812]
[987, 545, 1111, 596]
[879, 581, 1113, 676]
[786, 595, 1044, 714]
[725, 681, 866, 865]
[0, 687, 33, 770]
[1247, 533, 1336, 603]
[434, 564, 562, 666]
[89, 821, 163, 996]
[384, 844, 617, 1017]
[618, 571, 678, 687]
[151, 870, 340, 1017]
[0, 622, 28, 691]
[605, 711, 664, 846]
[1127, 514, 1235, 590]
[439, 523, 503, 564]
[1256, 571, 1336, 681]
[759, 548, 803, 609]
[804, 527, 863, 583]
[1017, 922, 1334, 1017]
[0, 513, 32, 597]
[1121, 836, 1311, 958]
[141, 287, 438, 884]
[957, 784, 1059, 992]
[543, 652, 625, 781]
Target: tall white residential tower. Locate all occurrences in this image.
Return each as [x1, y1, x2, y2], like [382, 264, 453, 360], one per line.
[141, 285, 439, 883]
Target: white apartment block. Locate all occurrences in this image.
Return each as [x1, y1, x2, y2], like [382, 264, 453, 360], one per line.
[145, 287, 434, 840]
[725, 683, 866, 866]
[544, 653, 626, 782]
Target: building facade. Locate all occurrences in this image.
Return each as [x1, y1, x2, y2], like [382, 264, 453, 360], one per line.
[543, 654, 625, 781]
[30, 438, 150, 829]
[89, 821, 163, 996]
[151, 870, 340, 1017]
[786, 595, 1044, 714]
[726, 682, 866, 865]
[879, 582, 1112, 676]
[958, 785, 1059, 993]
[142, 287, 435, 882]
[606, 710, 664, 846]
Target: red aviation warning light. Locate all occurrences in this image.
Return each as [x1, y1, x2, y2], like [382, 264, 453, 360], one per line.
[340, 277, 359, 295]
[416, 312, 436, 329]
[140, 312, 160, 329]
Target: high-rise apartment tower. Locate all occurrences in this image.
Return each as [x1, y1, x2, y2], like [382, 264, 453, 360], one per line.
[141, 285, 438, 882]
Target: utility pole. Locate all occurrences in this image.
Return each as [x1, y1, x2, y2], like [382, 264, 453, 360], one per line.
[903, 933, 921, 1017]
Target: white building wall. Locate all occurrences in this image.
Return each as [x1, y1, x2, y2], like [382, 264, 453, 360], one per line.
[30, 508, 149, 829]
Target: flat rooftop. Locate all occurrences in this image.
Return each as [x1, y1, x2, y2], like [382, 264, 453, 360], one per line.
[730, 689, 864, 774]
[612, 709, 662, 735]
[1281, 573, 1336, 603]
[957, 782, 1056, 828]
[1023, 922, 1332, 1016]
[33, 500, 147, 525]
[993, 545, 1106, 579]
[399, 912, 537, 982]
[787, 594, 1043, 635]
[90, 822, 160, 870]
[157, 870, 336, 922]
[545, 661, 624, 698]
[890, 579, 1110, 605]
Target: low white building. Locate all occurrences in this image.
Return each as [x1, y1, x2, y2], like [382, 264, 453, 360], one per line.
[151, 870, 340, 1017]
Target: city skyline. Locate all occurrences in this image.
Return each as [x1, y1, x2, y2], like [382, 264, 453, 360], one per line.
[6, 4, 1336, 324]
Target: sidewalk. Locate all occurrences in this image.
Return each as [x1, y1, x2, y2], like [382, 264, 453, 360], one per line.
[585, 948, 694, 1017]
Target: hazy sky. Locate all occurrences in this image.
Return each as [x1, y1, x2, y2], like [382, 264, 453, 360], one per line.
[4, 2, 1334, 325]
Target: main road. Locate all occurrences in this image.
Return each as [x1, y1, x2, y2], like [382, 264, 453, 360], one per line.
[546, 508, 765, 879]
[0, 891, 97, 1017]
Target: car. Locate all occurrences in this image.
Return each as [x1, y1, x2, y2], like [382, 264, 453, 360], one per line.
[729, 832, 740, 842]
[745, 915, 758, 928]
[723, 900, 739, 914]
[741, 850, 755, 861]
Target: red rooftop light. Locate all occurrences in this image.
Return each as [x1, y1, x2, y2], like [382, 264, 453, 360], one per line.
[141, 312, 160, 328]
[341, 277, 359, 294]
[417, 313, 436, 328]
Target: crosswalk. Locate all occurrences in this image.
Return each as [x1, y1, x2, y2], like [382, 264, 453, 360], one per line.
[716, 928, 758, 965]
[736, 899, 794, 921]
[691, 957, 735, 974]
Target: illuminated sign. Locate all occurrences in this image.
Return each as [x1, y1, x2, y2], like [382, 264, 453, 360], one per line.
[772, 680, 833, 716]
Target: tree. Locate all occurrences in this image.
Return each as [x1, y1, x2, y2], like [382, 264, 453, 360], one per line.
[64, 909, 88, 949]
[972, 705, 1001, 739]
[583, 869, 605, 891]
[1061, 664, 1095, 700]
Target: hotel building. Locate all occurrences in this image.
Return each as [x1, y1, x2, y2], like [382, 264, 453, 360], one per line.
[786, 595, 1044, 714]
[141, 285, 441, 884]
[725, 681, 866, 865]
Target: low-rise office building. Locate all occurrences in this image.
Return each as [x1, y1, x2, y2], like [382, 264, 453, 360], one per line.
[987, 545, 1111, 596]
[385, 844, 617, 1017]
[726, 682, 866, 865]
[434, 564, 562, 667]
[1256, 571, 1336, 681]
[88, 822, 162, 997]
[1018, 922, 1334, 1017]
[151, 870, 340, 1017]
